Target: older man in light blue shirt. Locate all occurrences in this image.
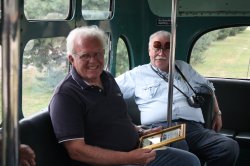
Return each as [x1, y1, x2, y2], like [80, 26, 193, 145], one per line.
[116, 60, 211, 125]
[116, 30, 239, 166]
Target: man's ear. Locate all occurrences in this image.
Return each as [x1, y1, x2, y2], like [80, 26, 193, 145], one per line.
[148, 48, 151, 56]
[68, 55, 74, 64]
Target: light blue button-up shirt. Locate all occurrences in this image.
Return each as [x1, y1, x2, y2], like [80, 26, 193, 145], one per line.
[115, 60, 214, 125]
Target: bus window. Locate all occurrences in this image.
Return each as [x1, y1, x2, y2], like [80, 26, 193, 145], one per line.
[190, 26, 250, 80]
[115, 38, 129, 77]
[82, 0, 112, 20]
[148, 0, 171, 17]
[22, 37, 68, 117]
[104, 33, 111, 70]
[24, 0, 69, 20]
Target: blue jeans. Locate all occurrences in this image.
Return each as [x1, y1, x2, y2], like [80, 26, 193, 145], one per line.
[147, 120, 239, 166]
[184, 120, 239, 166]
[148, 147, 200, 166]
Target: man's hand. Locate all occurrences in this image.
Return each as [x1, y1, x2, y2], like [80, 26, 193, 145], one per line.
[127, 148, 156, 165]
[212, 113, 222, 132]
[19, 144, 36, 166]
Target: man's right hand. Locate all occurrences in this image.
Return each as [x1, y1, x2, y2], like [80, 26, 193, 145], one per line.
[19, 144, 36, 166]
[127, 148, 156, 165]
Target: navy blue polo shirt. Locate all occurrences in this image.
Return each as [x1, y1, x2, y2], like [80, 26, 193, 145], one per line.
[49, 67, 139, 152]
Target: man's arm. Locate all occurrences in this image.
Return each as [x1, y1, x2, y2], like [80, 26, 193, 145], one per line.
[63, 139, 156, 166]
[212, 95, 222, 132]
[115, 71, 136, 99]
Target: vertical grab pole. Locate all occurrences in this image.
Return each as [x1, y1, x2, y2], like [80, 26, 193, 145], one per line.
[167, 0, 178, 127]
[2, 0, 20, 165]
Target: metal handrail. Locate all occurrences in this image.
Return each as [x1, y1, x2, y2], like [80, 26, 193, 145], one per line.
[2, 0, 20, 165]
[167, 0, 178, 128]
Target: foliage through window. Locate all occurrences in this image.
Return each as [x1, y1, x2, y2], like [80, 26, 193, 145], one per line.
[82, 0, 111, 20]
[191, 26, 250, 79]
[23, 37, 68, 117]
[115, 38, 129, 77]
[24, 0, 69, 20]
[104, 33, 111, 70]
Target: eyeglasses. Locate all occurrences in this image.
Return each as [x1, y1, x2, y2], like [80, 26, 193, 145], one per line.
[73, 50, 104, 61]
[153, 41, 170, 54]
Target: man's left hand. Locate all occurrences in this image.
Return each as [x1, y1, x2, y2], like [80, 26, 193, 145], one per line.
[212, 114, 222, 132]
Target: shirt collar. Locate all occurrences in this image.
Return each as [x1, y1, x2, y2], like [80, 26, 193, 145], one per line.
[150, 64, 168, 77]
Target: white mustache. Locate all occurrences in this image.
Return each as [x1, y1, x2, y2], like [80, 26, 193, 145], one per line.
[155, 56, 167, 60]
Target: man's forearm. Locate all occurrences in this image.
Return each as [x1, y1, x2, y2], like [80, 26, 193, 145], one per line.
[64, 140, 131, 165]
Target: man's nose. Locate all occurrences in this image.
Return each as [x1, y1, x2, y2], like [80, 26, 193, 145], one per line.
[158, 49, 164, 55]
[88, 54, 99, 61]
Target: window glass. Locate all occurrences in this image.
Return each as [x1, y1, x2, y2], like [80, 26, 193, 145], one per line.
[23, 37, 68, 117]
[82, 0, 111, 20]
[148, 0, 171, 17]
[191, 26, 250, 79]
[104, 33, 111, 70]
[24, 0, 69, 20]
[115, 38, 129, 77]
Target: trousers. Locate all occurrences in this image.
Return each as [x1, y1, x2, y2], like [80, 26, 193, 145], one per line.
[147, 120, 239, 166]
[147, 147, 200, 166]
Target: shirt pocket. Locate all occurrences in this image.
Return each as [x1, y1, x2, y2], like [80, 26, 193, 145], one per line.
[136, 81, 160, 100]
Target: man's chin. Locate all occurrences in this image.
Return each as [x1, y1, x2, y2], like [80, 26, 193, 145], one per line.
[155, 58, 167, 61]
[154, 62, 169, 71]
[154, 60, 168, 65]
[87, 70, 102, 77]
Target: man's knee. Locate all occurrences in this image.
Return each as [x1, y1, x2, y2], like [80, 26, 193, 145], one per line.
[224, 139, 239, 158]
[154, 148, 200, 166]
[181, 151, 201, 166]
[210, 138, 240, 165]
[217, 138, 240, 164]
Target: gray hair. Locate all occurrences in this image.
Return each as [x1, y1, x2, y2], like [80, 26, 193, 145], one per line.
[66, 25, 107, 55]
[148, 30, 171, 48]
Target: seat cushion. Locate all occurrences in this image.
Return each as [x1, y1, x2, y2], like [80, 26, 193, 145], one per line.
[19, 110, 72, 166]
